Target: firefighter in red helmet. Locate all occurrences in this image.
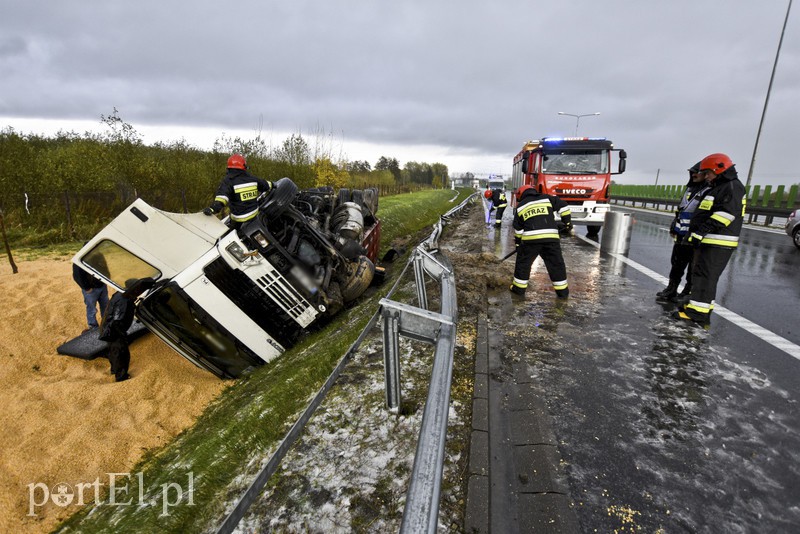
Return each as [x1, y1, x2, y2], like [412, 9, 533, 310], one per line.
[509, 184, 573, 298]
[673, 153, 745, 327]
[203, 154, 273, 228]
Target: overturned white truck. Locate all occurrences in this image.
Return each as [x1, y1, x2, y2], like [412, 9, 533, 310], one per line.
[73, 178, 381, 379]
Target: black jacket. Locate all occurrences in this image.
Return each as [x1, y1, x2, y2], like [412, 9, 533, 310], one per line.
[513, 188, 572, 243]
[98, 278, 155, 342]
[491, 190, 507, 208]
[208, 169, 273, 223]
[688, 166, 745, 248]
[672, 167, 712, 237]
[72, 264, 105, 291]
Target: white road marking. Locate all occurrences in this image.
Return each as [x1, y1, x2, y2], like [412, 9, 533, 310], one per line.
[576, 233, 800, 361]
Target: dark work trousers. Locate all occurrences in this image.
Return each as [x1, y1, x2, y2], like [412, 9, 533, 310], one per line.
[513, 241, 568, 292]
[107, 337, 131, 381]
[668, 241, 695, 286]
[686, 246, 734, 319]
[494, 206, 506, 225]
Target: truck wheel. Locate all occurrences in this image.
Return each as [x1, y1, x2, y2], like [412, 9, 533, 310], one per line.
[367, 188, 379, 214]
[337, 188, 351, 207]
[259, 177, 298, 221]
[340, 255, 375, 303]
[587, 225, 601, 237]
[351, 189, 365, 211]
[322, 281, 344, 317]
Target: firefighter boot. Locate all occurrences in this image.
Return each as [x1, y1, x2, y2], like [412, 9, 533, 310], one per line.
[671, 308, 710, 328]
[509, 285, 526, 297]
[656, 281, 679, 301]
[673, 283, 692, 305]
[555, 288, 569, 299]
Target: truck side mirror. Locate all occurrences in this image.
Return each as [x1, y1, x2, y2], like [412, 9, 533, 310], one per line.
[618, 150, 627, 173]
[521, 160, 528, 174]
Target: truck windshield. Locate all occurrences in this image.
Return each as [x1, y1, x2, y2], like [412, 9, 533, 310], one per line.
[542, 151, 608, 174]
[488, 180, 505, 190]
[81, 239, 161, 289]
[140, 285, 262, 378]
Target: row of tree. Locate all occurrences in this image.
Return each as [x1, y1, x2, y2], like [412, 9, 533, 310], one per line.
[0, 110, 451, 245]
[0, 110, 450, 209]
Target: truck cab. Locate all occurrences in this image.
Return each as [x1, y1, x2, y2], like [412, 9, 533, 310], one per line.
[73, 180, 381, 378]
[512, 137, 626, 235]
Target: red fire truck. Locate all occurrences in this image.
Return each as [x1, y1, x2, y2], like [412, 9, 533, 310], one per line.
[511, 137, 627, 236]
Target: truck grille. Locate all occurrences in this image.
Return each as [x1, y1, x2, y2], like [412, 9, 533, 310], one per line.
[254, 271, 313, 322]
[203, 257, 304, 347]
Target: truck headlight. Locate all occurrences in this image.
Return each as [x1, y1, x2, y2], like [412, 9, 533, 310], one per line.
[252, 231, 269, 248]
[226, 242, 247, 262]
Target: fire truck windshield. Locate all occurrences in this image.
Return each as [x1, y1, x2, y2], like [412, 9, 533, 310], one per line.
[541, 151, 608, 174]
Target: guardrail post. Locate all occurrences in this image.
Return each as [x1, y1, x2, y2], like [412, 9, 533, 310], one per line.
[382, 308, 403, 412]
[414, 252, 429, 310]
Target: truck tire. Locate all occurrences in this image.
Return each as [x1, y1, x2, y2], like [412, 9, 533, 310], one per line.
[321, 281, 344, 317]
[351, 189, 379, 225]
[337, 188, 351, 207]
[364, 188, 379, 214]
[351, 189, 365, 211]
[259, 177, 298, 221]
[340, 255, 375, 303]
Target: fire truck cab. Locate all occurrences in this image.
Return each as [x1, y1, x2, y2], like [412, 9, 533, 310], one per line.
[512, 137, 626, 235]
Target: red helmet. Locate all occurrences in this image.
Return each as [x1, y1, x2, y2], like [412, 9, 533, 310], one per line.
[699, 153, 733, 175]
[515, 184, 534, 201]
[227, 153, 247, 170]
[483, 189, 493, 199]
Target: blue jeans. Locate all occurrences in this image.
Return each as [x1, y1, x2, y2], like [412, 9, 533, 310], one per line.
[82, 286, 109, 329]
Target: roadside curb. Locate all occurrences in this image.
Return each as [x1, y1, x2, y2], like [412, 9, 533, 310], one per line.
[465, 295, 580, 533]
[464, 311, 490, 532]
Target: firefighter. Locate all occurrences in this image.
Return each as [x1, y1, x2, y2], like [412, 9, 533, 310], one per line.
[656, 162, 711, 303]
[492, 189, 508, 226]
[203, 153, 273, 227]
[509, 185, 573, 298]
[673, 153, 745, 326]
[484, 187, 494, 224]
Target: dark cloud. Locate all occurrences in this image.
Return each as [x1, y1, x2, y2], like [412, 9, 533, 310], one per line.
[1, 0, 798, 184]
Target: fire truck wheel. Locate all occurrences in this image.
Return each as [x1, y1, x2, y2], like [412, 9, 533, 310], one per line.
[587, 225, 601, 237]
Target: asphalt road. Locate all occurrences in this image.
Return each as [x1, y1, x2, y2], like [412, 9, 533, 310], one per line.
[481, 204, 800, 532]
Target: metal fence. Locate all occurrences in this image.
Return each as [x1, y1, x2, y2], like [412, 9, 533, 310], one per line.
[612, 183, 799, 225]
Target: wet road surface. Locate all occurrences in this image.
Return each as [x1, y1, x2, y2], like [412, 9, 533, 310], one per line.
[480, 204, 800, 532]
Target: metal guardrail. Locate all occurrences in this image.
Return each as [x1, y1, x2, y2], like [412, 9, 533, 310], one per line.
[392, 192, 475, 533]
[215, 192, 476, 534]
[611, 196, 794, 225]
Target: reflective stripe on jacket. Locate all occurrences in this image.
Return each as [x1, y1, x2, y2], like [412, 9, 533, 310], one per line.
[513, 189, 571, 242]
[673, 183, 711, 236]
[210, 169, 273, 222]
[687, 168, 745, 249]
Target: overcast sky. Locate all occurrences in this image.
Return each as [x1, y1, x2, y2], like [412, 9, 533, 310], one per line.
[1, 1, 798, 186]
